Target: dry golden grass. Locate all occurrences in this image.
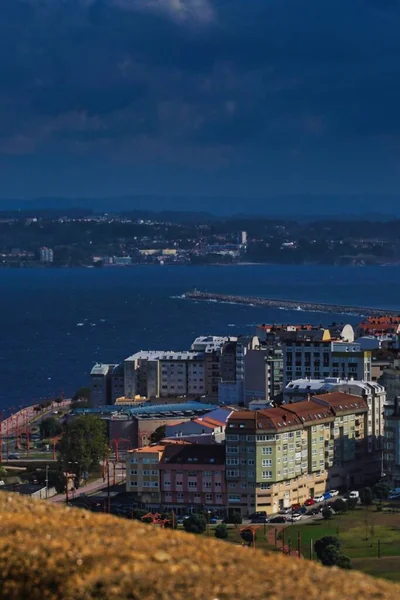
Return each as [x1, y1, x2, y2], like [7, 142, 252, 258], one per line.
[0, 494, 399, 599]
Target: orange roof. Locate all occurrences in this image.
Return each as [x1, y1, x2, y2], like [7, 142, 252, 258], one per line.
[128, 445, 165, 454]
[314, 392, 367, 413]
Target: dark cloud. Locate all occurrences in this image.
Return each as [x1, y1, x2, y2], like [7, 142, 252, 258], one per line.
[0, 0, 400, 199]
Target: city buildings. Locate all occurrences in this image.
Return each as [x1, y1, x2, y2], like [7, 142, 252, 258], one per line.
[243, 348, 283, 406]
[90, 363, 116, 407]
[282, 327, 370, 386]
[384, 397, 400, 487]
[284, 377, 386, 454]
[126, 442, 226, 513]
[225, 393, 368, 515]
[164, 406, 234, 443]
[39, 247, 54, 263]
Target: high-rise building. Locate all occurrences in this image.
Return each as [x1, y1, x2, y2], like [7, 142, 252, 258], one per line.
[282, 328, 370, 386]
[90, 363, 116, 407]
[238, 231, 247, 246]
[39, 247, 54, 263]
[384, 397, 400, 487]
[225, 392, 368, 516]
[243, 348, 283, 406]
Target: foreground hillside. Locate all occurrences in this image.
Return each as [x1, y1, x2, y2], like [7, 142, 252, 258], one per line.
[0, 495, 398, 599]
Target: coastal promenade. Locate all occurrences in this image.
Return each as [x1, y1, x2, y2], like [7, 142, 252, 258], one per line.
[185, 290, 400, 317]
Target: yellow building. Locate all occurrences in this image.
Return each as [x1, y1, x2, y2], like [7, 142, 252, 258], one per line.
[126, 445, 165, 504]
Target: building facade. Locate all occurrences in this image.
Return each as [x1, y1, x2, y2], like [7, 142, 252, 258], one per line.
[159, 444, 226, 514]
[126, 445, 165, 504]
[90, 363, 116, 407]
[283, 330, 371, 387]
[384, 397, 400, 487]
[225, 393, 368, 516]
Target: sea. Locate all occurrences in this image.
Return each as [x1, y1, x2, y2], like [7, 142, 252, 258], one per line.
[1, 264, 400, 414]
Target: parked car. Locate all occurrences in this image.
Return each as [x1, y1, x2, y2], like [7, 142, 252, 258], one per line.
[249, 511, 267, 520]
[289, 513, 302, 522]
[323, 492, 332, 500]
[307, 508, 320, 516]
[314, 494, 325, 503]
[251, 516, 269, 523]
[329, 490, 339, 497]
[279, 507, 292, 514]
[291, 503, 302, 512]
[388, 492, 400, 501]
[209, 517, 218, 525]
[270, 516, 287, 524]
[349, 491, 360, 499]
[7, 453, 20, 460]
[304, 498, 315, 506]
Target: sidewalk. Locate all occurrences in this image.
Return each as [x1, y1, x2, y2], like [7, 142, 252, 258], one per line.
[48, 463, 125, 503]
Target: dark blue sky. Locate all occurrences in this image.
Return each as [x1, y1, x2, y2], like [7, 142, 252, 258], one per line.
[1, 0, 400, 213]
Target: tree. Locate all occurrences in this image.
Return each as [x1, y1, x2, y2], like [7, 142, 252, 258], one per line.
[215, 523, 228, 540]
[347, 497, 358, 510]
[183, 514, 207, 535]
[322, 507, 333, 520]
[54, 397, 64, 405]
[58, 415, 108, 482]
[314, 536, 352, 569]
[360, 487, 374, 506]
[39, 417, 62, 439]
[149, 425, 166, 444]
[333, 498, 348, 513]
[225, 510, 242, 525]
[73, 387, 91, 402]
[373, 482, 390, 503]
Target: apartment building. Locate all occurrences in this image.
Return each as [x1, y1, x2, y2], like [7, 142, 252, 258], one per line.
[126, 445, 165, 505]
[124, 351, 207, 399]
[282, 329, 371, 387]
[284, 377, 386, 452]
[164, 406, 234, 443]
[225, 393, 368, 516]
[384, 397, 400, 487]
[243, 348, 283, 406]
[159, 444, 226, 514]
[90, 363, 116, 407]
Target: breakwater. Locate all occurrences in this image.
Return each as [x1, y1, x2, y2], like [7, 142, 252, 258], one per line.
[184, 291, 400, 317]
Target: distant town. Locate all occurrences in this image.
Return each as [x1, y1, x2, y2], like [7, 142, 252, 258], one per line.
[1, 209, 400, 267]
[2, 311, 400, 576]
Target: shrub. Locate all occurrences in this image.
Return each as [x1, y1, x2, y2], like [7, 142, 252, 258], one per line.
[322, 507, 333, 520]
[215, 523, 228, 540]
[183, 514, 207, 535]
[347, 497, 358, 510]
[226, 511, 242, 525]
[332, 498, 347, 513]
[360, 487, 373, 506]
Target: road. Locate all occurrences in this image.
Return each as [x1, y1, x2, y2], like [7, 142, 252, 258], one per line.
[49, 462, 126, 503]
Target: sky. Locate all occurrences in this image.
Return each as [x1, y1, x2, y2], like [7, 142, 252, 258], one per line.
[1, 0, 400, 213]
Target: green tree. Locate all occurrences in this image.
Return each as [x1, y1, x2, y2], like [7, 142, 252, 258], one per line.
[183, 514, 207, 535]
[226, 510, 242, 525]
[360, 487, 374, 506]
[322, 507, 333, 520]
[373, 482, 390, 503]
[333, 498, 347, 513]
[215, 523, 228, 540]
[40, 417, 62, 439]
[58, 415, 108, 483]
[314, 536, 352, 569]
[0, 464, 7, 478]
[149, 425, 166, 444]
[73, 387, 91, 402]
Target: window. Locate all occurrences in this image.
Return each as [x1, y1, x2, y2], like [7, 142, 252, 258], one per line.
[311, 426, 317, 433]
[247, 459, 255, 465]
[262, 459, 272, 467]
[262, 471, 272, 479]
[130, 458, 138, 464]
[227, 470, 239, 477]
[163, 480, 171, 487]
[188, 481, 197, 489]
[177, 493, 184, 501]
[130, 481, 138, 487]
[226, 434, 239, 441]
[203, 482, 212, 488]
[203, 471, 211, 477]
[241, 483, 247, 489]
[246, 435, 255, 441]
[296, 431, 302, 438]
[247, 446, 255, 454]
[206, 493, 213, 502]
[130, 470, 137, 475]
[176, 481, 183, 487]
[226, 446, 239, 454]
[227, 458, 239, 466]
[262, 447, 272, 455]
[260, 483, 270, 490]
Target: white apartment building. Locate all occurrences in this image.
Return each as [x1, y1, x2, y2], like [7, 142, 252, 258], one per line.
[284, 377, 386, 452]
[40, 246, 54, 263]
[190, 336, 228, 353]
[124, 351, 206, 399]
[283, 329, 371, 387]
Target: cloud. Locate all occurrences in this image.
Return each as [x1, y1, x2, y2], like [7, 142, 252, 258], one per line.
[111, 0, 215, 23]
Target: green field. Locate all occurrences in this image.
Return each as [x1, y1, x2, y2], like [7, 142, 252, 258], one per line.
[217, 509, 400, 583]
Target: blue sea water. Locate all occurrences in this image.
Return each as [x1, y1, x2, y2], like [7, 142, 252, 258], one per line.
[0, 264, 399, 412]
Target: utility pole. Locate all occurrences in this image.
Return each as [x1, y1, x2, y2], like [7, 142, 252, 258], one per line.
[45, 465, 49, 499]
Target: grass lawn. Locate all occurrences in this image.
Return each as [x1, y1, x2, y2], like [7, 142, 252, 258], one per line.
[283, 509, 400, 561]
[352, 557, 400, 583]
